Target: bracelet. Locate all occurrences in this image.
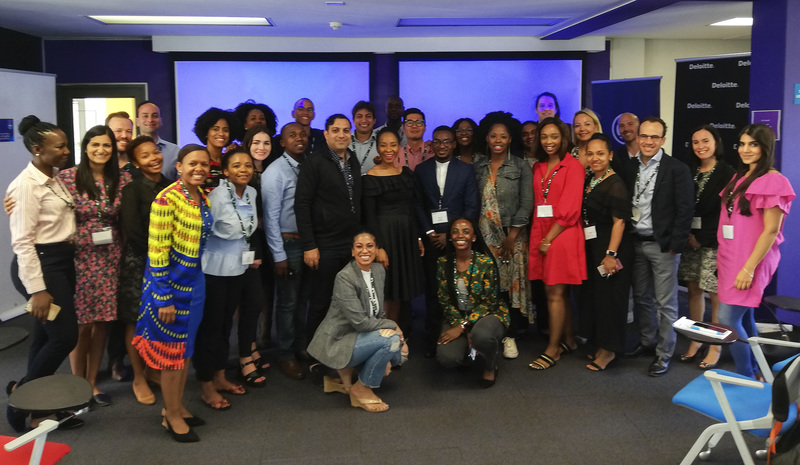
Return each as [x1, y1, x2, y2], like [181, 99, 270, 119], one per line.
[541, 241, 551, 246]
[742, 268, 754, 279]
[606, 249, 617, 257]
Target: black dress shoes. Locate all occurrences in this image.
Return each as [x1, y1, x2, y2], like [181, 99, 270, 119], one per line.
[648, 357, 670, 377]
[625, 344, 657, 358]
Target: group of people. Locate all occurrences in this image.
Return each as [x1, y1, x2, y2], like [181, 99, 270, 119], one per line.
[5, 91, 794, 441]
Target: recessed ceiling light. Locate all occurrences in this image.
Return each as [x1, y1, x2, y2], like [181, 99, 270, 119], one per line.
[710, 17, 753, 27]
[88, 15, 273, 26]
[397, 18, 563, 27]
[326, 2, 346, 5]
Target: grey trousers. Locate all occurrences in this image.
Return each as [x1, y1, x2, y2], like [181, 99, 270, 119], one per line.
[631, 239, 679, 361]
[436, 316, 506, 370]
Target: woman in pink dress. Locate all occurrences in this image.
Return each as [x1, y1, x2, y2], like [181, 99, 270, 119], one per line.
[717, 124, 795, 378]
[528, 117, 587, 370]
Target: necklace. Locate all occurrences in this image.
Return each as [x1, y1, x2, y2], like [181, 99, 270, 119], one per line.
[693, 161, 717, 205]
[225, 180, 255, 242]
[453, 251, 474, 317]
[46, 178, 74, 209]
[588, 168, 611, 192]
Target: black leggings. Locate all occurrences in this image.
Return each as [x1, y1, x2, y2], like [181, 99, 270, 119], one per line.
[193, 274, 244, 382]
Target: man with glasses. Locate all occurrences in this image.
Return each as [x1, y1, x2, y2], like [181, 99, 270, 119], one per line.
[415, 125, 479, 357]
[292, 98, 325, 156]
[396, 108, 432, 171]
[623, 116, 693, 377]
[350, 100, 379, 175]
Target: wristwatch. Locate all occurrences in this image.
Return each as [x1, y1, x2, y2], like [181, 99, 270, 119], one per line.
[605, 250, 617, 257]
[460, 320, 469, 330]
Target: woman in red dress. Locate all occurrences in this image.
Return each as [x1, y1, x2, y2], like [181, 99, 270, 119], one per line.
[528, 117, 587, 370]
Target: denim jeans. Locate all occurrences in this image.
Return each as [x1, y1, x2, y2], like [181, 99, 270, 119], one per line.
[718, 302, 759, 378]
[631, 240, 679, 361]
[345, 331, 401, 388]
[275, 238, 308, 360]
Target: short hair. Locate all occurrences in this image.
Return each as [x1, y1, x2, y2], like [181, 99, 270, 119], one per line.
[177, 144, 209, 163]
[640, 116, 668, 138]
[534, 117, 572, 162]
[352, 100, 376, 118]
[234, 100, 278, 136]
[535, 92, 561, 119]
[105, 111, 131, 125]
[221, 147, 253, 170]
[572, 109, 603, 144]
[127, 135, 157, 163]
[280, 121, 304, 136]
[403, 108, 425, 121]
[521, 120, 538, 128]
[77, 125, 120, 201]
[432, 125, 455, 139]
[136, 100, 158, 117]
[18, 115, 60, 154]
[293, 98, 313, 110]
[690, 124, 724, 162]
[588, 133, 612, 152]
[325, 113, 350, 131]
[193, 108, 239, 145]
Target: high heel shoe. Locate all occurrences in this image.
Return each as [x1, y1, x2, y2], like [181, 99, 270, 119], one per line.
[349, 392, 389, 413]
[163, 417, 199, 443]
[679, 344, 705, 362]
[480, 367, 499, 389]
[323, 376, 349, 394]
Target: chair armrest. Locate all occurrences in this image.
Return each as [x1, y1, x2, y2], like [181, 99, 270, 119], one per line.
[3, 419, 58, 451]
[704, 370, 765, 389]
[748, 336, 800, 349]
[747, 337, 800, 384]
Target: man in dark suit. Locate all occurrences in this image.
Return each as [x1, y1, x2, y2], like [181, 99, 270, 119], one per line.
[623, 116, 693, 377]
[414, 125, 479, 357]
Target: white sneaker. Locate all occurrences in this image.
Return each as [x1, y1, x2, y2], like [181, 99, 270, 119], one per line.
[502, 337, 519, 359]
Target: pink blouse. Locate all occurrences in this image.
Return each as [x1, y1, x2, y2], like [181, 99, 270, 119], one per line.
[717, 172, 795, 307]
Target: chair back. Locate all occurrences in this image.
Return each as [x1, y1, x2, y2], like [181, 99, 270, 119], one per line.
[772, 354, 800, 422]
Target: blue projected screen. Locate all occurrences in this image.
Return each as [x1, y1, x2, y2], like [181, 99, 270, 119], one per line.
[174, 61, 370, 145]
[398, 59, 582, 140]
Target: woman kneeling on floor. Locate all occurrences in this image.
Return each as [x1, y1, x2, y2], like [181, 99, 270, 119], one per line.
[435, 218, 509, 388]
[307, 230, 407, 412]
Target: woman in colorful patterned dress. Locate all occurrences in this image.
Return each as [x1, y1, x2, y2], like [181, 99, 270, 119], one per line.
[133, 144, 212, 442]
[436, 218, 509, 388]
[60, 125, 130, 406]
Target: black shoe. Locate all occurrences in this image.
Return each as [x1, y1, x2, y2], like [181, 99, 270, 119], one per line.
[183, 416, 206, 427]
[56, 412, 84, 430]
[91, 393, 112, 407]
[308, 363, 326, 386]
[480, 367, 499, 389]
[164, 418, 199, 443]
[648, 357, 670, 377]
[625, 344, 656, 358]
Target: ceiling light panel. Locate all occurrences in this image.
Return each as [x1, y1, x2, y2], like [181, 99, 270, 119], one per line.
[88, 15, 273, 26]
[710, 17, 753, 27]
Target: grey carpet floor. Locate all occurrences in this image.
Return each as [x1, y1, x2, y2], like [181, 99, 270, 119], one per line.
[1, 294, 771, 465]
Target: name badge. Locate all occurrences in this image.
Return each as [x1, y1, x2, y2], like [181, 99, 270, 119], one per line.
[431, 209, 448, 225]
[722, 225, 734, 240]
[91, 227, 113, 245]
[631, 207, 641, 223]
[692, 217, 702, 229]
[242, 251, 255, 265]
[583, 226, 597, 240]
[536, 204, 554, 218]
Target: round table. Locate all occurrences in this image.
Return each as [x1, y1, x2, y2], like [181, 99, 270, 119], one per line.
[674, 322, 739, 345]
[8, 374, 92, 412]
[0, 327, 28, 351]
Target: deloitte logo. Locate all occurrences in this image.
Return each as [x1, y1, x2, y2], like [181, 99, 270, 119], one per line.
[612, 113, 624, 146]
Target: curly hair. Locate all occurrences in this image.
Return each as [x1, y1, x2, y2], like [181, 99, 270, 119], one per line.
[477, 111, 523, 157]
[234, 100, 277, 136]
[193, 107, 239, 145]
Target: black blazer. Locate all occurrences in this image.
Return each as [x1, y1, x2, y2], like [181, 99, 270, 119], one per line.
[414, 157, 479, 235]
[624, 151, 693, 254]
[690, 161, 736, 248]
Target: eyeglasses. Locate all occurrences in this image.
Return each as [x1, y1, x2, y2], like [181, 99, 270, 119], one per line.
[404, 119, 425, 127]
[637, 134, 664, 140]
[432, 139, 454, 145]
[295, 107, 315, 113]
[455, 128, 473, 134]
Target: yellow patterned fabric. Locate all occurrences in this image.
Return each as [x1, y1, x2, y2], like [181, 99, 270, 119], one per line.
[436, 251, 510, 329]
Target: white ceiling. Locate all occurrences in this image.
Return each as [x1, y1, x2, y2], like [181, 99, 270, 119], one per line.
[0, 0, 751, 42]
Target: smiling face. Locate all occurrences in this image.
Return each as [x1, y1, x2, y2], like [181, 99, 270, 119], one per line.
[85, 134, 114, 169]
[224, 152, 254, 187]
[450, 219, 476, 252]
[206, 119, 230, 150]
[432, 129, 455, 161]
[353, 108, 375, 137]
[573, 113, 597, 144]
[245, 109, 266, 130]
[249, 132, 271, 161]
[691, 129, 716, 162]
[377, 131, 399, 165]
[522, 123, 537, 151]
[586, 139, 612, 176]
[536, 96, 557, 121]
[107, 117, 133, 154]
[35, 129, 70, 169]
[618, 113, 639, 144]
[456, 120, 474, 147]
[351, 233, 377, 271]
[403, 113, 425, 141]
[132, 141, 163, 178]
[487, 123, 511, 157]
[281, 123, 307, 157]
[177, 150, 211, 187]
[638, 121, 666, 159]
[292, 99, 315, 126]
[136, 103, 161, 138]
[324, 117, 351, 154]
[539, 123, 562, 158]
[738, 133, 762, 168]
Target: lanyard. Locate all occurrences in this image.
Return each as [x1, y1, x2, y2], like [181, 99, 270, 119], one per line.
[541, 166, 562, 204]
[633, 164, 659, 205]
[94, 179, 110, 219]
[403, 144, 427, 168]
[453, 252, 474, 318]
[693, 162, 717, 205]
[351, 134, 375, 168]
[225, 180, 255, 242]
[47, 178, 74, 209]
[282, 153, 300, 178]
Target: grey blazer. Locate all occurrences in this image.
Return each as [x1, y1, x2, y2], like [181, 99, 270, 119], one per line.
[307, 260, 397, 369]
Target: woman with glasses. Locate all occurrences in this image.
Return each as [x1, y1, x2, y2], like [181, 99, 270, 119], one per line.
[452, 118, 482, 165]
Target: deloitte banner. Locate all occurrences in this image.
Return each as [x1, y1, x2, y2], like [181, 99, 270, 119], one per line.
[673, 53, 750, 166]
[591, 77, 661, 152]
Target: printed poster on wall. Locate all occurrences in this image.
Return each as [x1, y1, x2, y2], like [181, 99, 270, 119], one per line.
[591, 77, 661, 152]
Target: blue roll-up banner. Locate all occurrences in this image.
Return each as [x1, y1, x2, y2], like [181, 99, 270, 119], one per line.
[591, 77, 661, 152]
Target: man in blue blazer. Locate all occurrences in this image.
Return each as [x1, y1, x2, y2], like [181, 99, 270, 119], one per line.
[623, 117, 693, 377]
[414, 125, 479, 357]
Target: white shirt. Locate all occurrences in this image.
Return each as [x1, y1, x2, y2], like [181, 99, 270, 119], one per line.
[435, 160, 450, 197]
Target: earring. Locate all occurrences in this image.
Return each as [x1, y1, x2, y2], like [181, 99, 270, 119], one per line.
[177, 171, 182, 176]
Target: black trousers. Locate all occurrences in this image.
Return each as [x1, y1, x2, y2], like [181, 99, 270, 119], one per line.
[422, 238, 447, 350]
[12, 245, 78, 386]
[238, 267, 263, 357]
[193, 274, 244, 382]
[305, 246, 351, 343]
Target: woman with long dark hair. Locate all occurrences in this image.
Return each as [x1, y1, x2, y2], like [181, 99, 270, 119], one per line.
[452, 118, 482, 164]
[717, 124, 794, 379]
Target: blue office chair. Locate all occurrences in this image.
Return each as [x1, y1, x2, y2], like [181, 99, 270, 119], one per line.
[672, 337, 800, 465]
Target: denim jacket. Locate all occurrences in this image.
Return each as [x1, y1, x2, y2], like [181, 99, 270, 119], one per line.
[473, 153, 534, 228]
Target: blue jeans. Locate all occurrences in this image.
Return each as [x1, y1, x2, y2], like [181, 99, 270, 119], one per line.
[718, 302, 759, 378]
[345, 331, 401, 388]
[275, 238, 308, 360]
